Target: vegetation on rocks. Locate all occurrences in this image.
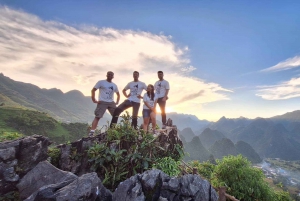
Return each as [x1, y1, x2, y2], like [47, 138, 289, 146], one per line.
[187, 155, 293, 201]
[87, 112, 184, 190]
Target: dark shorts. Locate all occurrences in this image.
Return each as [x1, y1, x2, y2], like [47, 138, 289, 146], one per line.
[142, 109, 151, 118]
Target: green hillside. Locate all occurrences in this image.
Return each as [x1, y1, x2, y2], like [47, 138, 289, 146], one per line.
[0, 107, 89, 144]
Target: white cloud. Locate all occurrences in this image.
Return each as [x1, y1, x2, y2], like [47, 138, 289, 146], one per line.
[261, 55, 300, 72]
[0, 6, 231, 115]
[256, 77, 300, 100]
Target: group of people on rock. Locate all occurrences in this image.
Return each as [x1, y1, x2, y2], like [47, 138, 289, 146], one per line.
[89, 71, 170, 136]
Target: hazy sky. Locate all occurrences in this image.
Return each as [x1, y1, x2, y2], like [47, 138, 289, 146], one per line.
[1, 1, 300, 121]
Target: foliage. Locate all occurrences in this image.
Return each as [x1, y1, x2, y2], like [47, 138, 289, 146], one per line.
[0, 191, 20, 201]
[153, 157, 181, 177]
[87, 111, 183, 190]
[209, 155, 292, 201]
[0, 107, 90, 144]
[61, 122, 89, 142]
[0, 131, 23, 142]
[188, 160, 215, 180]
[47, 147, 60, 167]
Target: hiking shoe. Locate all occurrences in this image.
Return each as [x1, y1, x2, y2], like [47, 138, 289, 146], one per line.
[88, 131, 95, 137]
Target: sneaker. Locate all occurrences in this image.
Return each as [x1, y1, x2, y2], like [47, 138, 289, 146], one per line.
[88, 131, 95, 137]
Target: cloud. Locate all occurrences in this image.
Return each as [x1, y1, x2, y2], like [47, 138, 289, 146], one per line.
[256, 77, 300, 100]
[261, 55, 300, 72]
[0, 6, 231, 115]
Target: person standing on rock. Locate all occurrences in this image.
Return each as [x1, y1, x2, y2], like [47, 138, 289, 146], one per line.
[89, 71, 120, 136]
[154, 71, 170, 129]
[142, 84, 158, 133]
[110, 71, 147, 129]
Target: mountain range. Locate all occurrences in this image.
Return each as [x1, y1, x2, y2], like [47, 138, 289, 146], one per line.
[1, 73, 300, 161]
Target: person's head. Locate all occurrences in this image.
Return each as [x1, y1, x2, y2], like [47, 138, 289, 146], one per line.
[157, 71, 164, 80]
[147, 84, 155, 100]
[147, 84, 154, 93]
[106, 71, 114, 82]
[133, 71, 139, 81]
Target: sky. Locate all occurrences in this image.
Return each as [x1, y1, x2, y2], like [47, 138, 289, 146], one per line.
[0, 0, 300, 121]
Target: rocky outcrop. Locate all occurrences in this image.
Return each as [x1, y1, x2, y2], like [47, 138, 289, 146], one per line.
[0, 124, 219, 200]
[56, 124, 183, 176]
[0, 135, 50, 194]
[113, 169, 218, 201]
[17, 161, 77, 200]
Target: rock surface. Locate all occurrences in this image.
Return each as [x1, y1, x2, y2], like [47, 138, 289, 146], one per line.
[0, 135, 50, 194]
[114, 169, 218, 201]
[17, 160, 77, 200]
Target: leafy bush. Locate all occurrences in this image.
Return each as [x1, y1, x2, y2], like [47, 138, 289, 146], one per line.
[188, 160, 215, 180]
[210, 155, 292, 201]
[47, 147, 60, 167]
[87, 112, 183, 190]
[153, 157, 181, 177]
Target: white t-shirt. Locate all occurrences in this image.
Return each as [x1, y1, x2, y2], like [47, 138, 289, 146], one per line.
[154, 79, 170, 98]
[143, 93, 157, 109]
[94, 80, 119, 102]
[124, 81, 147, 103]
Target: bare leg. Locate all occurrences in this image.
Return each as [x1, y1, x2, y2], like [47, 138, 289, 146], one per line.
[143, 117, 150, 132]
[91, 117, 100, 130]
[150, 112, 156, 130]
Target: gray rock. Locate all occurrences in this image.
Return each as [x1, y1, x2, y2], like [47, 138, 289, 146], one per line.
[115, 170, 218, 201]
[24, 179, 75, 201]
[55, 172, 108, 201]
[17, 160, 77, 200]
[0, 147, 16, 161]
[0, 135, 50, 194]
[113, 175, 145, 201]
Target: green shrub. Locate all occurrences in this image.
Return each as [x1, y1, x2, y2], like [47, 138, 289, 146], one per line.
[210, 155, 292, 201]
[188, 160, 215, 180]
[47, 147, 60, 167]
[153, 157, 181, 177]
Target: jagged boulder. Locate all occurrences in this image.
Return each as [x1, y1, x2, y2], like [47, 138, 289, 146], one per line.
[0, 135, 50, 194]
[17, 160, 77, 200]
[113, 169, 218, 201]
[20, 161, 112, 201]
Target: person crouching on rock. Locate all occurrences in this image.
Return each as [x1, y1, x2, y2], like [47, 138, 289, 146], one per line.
[142, 84, 158, 133]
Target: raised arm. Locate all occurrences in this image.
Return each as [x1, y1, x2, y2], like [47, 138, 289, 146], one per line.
[116, 92, 120, 105]
[91, 88, 100, 104]
[122, 89, 130, 98]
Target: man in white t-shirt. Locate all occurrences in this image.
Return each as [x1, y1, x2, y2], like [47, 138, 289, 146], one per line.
[89, 71, 120, 136]
[154, 71, 170, 129]
[110, 71, 147, 129]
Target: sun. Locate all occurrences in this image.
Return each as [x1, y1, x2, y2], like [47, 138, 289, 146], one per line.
[156, 107, 173, 113]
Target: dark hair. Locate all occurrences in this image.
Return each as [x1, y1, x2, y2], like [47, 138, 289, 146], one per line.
[133, 71, 139, 75]
[157, 71, 163, 74]
[147, 84, 155, 101]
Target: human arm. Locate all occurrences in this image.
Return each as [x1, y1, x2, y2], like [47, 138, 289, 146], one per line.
[122, 89, 130, 98]
[115, 92, 120, 105]
[91, 88, 100, 104]
[162, 89, 169, 101]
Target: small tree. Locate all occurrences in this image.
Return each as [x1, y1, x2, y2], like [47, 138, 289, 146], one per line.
[211, 155, 292, 201]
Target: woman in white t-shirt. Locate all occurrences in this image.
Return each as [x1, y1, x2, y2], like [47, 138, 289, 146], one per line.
[142, 84, 157, 132]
